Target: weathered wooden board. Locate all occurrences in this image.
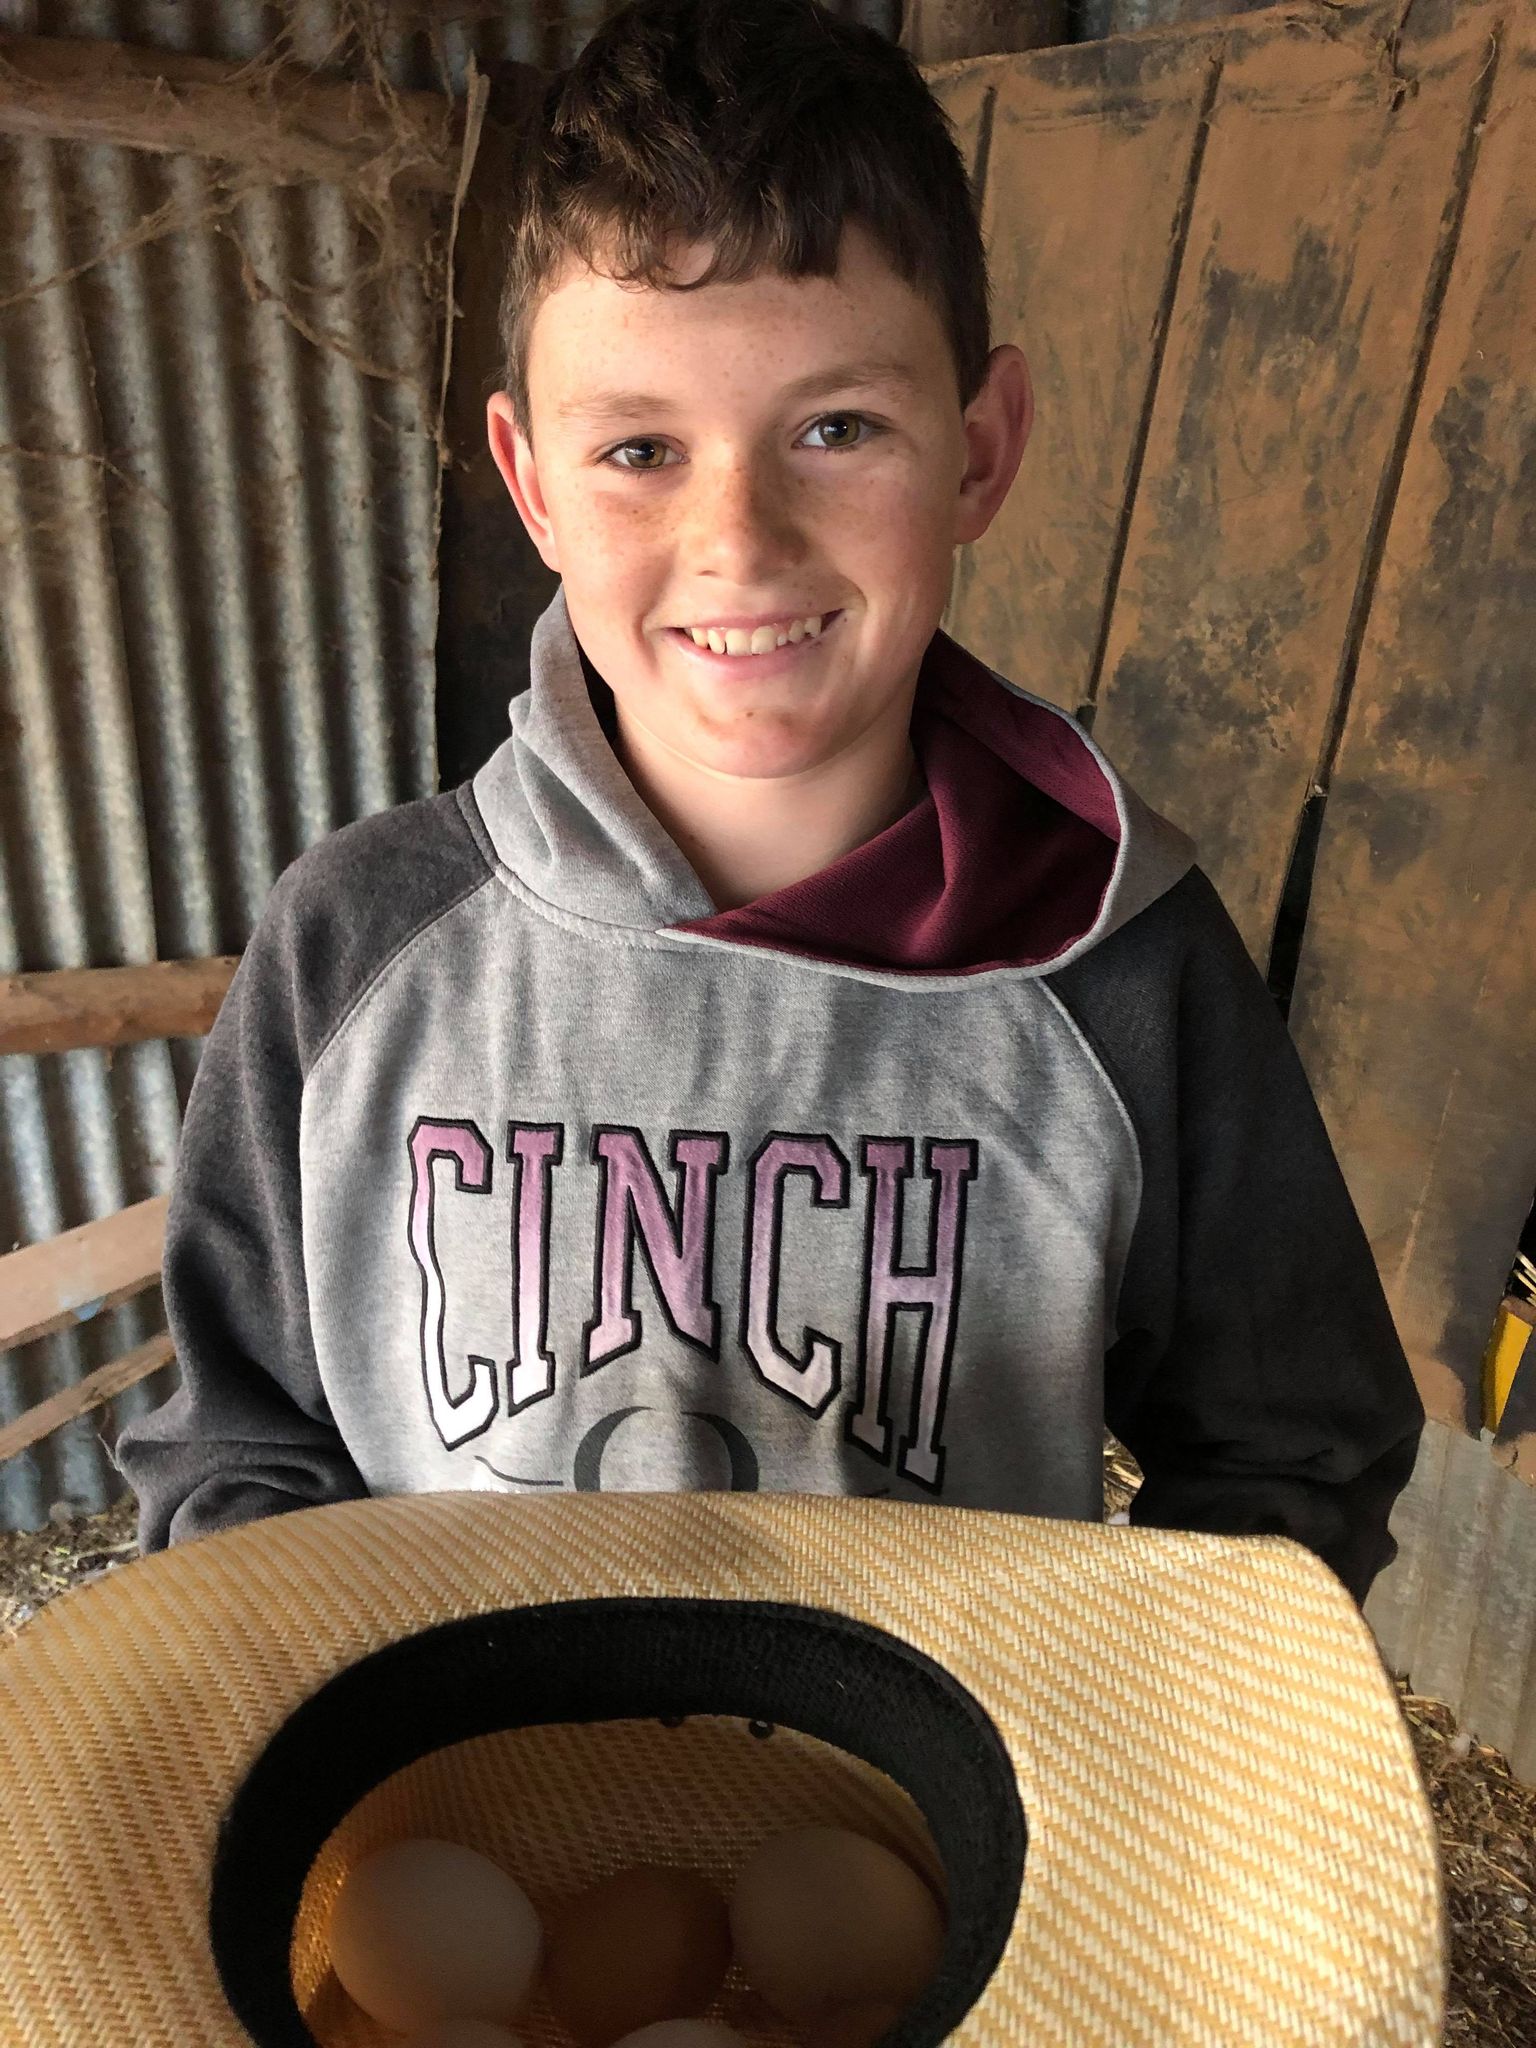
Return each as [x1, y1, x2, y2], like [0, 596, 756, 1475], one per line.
[1289, 0, 1536, 1461]
[1087, 0, 1498, 970]
[929, 26, 1222, 709]
[0, 1330, 174, 1466]
[0, 956, 237, 1054]
[0, 1196, 167, 1354]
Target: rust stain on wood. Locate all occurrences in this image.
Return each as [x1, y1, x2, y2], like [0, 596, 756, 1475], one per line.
[1087, 0, 1498, 971]
[929, 32, 1223, 708]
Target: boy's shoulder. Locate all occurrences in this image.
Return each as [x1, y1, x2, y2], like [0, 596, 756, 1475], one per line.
[268, 786, 489, 922]
[1047, 860, 1303, 1131]
[1048, 860, 1253, 1004]
[240, 786, 495, 1064]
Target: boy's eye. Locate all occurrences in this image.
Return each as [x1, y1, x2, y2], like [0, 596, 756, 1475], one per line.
[599, 411, 881, 472]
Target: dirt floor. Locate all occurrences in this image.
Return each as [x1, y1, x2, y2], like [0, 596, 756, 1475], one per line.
[3, 1450, 1532, 2045]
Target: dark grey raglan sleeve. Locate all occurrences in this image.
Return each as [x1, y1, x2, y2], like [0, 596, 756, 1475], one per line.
[1047, 865, 1425, 1612]
[110, 790, 493, 1554]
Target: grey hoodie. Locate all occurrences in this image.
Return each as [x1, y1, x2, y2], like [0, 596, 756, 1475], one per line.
[113, 585, 1424, 1606]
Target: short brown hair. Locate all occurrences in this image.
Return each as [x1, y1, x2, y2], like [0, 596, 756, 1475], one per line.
[498, 0, 992, 446]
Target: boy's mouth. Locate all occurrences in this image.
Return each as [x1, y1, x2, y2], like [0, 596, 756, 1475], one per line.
[665, 608, 845, 673]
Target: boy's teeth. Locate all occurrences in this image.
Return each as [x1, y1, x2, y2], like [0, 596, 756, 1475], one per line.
[686, 612, 827, 655]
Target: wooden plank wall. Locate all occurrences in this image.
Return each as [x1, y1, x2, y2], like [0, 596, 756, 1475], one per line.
[929, 0, 1536, 1476]
[1290, 0, 1536, 1476]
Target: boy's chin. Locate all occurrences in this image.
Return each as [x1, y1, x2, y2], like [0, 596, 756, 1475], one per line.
[620, 687, 874, 784]
[676, 725, 848, 784]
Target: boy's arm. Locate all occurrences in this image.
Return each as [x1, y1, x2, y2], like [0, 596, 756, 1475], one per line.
[110, 791, 493, 1553]
[114, 790, 495, 1540]
[110, 881, 369, 1552]
[1049, 867, 1426, 1612]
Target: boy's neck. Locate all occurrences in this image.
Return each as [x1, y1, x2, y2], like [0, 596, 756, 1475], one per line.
[611, 706, 925, 913]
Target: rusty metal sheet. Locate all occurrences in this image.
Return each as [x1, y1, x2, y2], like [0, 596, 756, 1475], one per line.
[1288, 0, 1536, 1459]
[1086, 0, 1497, 970]
[931, 25, 1223, 709]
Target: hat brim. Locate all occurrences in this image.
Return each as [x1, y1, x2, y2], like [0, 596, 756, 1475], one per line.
[0, 1488, 1445, 2045]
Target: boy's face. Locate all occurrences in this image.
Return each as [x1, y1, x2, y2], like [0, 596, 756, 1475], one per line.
[487, 221, 1031, 786]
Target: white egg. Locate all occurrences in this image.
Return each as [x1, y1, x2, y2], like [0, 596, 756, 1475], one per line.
[398, 2022, 527, 2048]
[610, 2025, 749, 2048]
[729, 1826, 945, 2021]
[326, 1836, 542, 2031]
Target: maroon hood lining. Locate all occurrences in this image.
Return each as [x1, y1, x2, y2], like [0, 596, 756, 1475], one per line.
[669, 630, 1120, 976]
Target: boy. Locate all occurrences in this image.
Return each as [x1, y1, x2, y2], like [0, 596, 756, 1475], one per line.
[114, 0, 1424, 1611]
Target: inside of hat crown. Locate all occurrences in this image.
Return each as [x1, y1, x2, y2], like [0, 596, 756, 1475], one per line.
[294, 1713, 948, 2048]
[208, 1598, 1027, 2048]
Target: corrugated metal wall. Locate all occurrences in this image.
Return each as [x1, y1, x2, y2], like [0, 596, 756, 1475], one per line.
[0, 6, 426, 1531]
[0, 1, 899, 1531]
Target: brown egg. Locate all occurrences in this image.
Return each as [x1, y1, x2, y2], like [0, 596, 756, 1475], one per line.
[729, 1827, 945, 2022]
[798, 2002, 906, 2048]
[542, 1864, 732, 2048]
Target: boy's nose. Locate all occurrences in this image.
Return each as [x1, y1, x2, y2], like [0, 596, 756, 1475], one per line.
[678, 464, 805, 567]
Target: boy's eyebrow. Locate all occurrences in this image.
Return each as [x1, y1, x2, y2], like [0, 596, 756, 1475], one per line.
[554, 357, 925, 426]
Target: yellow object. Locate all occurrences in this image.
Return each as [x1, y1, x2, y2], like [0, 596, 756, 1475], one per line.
[1482, 1295, 1534, 1431]
[0, 1488, 1445, 2047]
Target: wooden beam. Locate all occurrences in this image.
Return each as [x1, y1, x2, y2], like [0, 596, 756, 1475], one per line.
[0, 1331, 174, 1467]
[0, 1197, 167, 1355]
[0, 32, 460, 192]
[0, 958, 238, 1056]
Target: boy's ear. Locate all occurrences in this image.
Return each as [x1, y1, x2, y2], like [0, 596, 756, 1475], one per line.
[953, 345, 1034, 550]
[487, 390, 561, 575]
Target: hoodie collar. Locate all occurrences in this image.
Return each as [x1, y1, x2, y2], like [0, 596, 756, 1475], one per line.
[470, 584, 1195, 976]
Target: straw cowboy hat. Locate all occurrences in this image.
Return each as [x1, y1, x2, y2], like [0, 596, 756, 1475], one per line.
[0, 1488, 1444, 2046]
